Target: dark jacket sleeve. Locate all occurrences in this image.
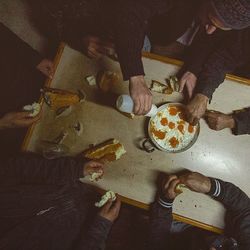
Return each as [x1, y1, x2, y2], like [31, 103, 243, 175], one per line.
[232, 108, 250, 135]
[79, 215, 112, 250]
[195, 30, 250, 100]
[0, 153, 86, 186]
[207, 178, 250, 250]
[182, 29, 226, 78]
[0, 22, 42, 68]
[113, 0, 174, 80]
[148, 194, 174, 250]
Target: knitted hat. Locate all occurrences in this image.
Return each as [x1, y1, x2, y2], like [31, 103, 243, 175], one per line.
[211, 0, 250, 29]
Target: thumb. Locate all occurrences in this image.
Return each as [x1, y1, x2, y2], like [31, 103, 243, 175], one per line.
[47, 60, 53, 68]
[47, 61, 54, 72]
[179, 77, 186, 92]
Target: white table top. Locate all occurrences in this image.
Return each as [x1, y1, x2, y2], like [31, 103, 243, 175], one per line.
[24, 44, 250, 232]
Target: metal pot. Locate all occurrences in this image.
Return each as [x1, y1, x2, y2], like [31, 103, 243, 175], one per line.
[142, 103, 200, 153]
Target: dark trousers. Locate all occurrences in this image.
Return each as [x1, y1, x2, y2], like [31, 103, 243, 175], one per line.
[0, 63, 45, 159]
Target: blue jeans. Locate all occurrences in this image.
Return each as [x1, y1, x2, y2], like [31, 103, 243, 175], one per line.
[142, 36, 151, 52]
[170, 220, 192, 233]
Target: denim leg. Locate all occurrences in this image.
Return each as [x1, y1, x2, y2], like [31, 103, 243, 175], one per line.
[170, 220, 192, 233]
[142, 36, 151, 52]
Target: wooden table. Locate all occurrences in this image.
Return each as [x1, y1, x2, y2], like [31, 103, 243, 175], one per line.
[23, 43, 250, 234]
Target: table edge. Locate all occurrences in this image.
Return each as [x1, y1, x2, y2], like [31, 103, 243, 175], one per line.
[23, 42, 250, 234]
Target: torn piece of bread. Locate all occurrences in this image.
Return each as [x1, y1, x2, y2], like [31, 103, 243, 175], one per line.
[95, 191, 116, 207]
[83, 139, 126, 163]
[85, 75, 96, 86]
[119, 111, 135, 119]
[23, 102, 41, 117]
[175, 184, 187, 194]
[150, 80, 173, 94]
[167, 76, 179, 92]
[89, 170, 104, 182]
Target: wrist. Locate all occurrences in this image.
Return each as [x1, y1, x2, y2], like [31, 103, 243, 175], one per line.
[204, 177, 212, 193]
[206, 178, 222, 198]
[130, 75, 144, 82]
[195, 93, 209, 103]
[97, 214, 114, 224]
[227, 115, 235, 129]
[158, 194, 174, 209]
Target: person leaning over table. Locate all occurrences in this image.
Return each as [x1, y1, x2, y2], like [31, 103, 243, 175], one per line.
[148, 172, 250, 250]
[204, 108, 250, 135]
[0, 22, 55, 159]
[177, 29, 250, 126]
[0, 153, 121, 250]
[177, 27, 250, 134]
[32, 0, 250, 116]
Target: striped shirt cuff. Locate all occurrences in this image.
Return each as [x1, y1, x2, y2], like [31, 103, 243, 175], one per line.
[158, 196, 174, 209]
[207, 178, 222, 197]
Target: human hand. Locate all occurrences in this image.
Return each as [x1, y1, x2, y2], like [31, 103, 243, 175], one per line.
[179, 172, 211, 194]
[179, 71, 197, 99]
[161, 175, 181, 200]
[129, 75, 152, 115]
[36, 59, 54, 79]
[186, 93, 209, 125]
[0, 111, 41, 129]
[83, 160, 104, 178]
[83, 35, 115, 59]
[205, 110, 235, 131]
[98, 198, 121, 223]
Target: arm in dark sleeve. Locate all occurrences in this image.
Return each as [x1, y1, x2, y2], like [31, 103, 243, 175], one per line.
[0, 153, 86, 185]
[0, 23, 42, 68]
[113, 0, 173, 80]
[148, 195, 174, 250]
[181, 29, 226, 77]
[232, 108, 250, 135]
[79, 215, 112, 250]
[207, 178, 250, 249]
[195, 30, 250, 100]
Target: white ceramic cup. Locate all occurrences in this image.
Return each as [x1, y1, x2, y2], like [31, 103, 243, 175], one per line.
[116, 95, 158, 117]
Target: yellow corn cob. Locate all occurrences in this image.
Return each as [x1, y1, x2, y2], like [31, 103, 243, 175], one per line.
[41, 87, 80, 110]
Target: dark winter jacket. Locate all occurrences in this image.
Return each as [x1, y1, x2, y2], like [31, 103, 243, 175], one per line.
[193, 29, 250, 100]
[0, 22, 43, 116]
[232, 108, 250, 135]
[0, 153, 112, 250]
[149, 178, 250, 250]
[0, 23, 45, 159]
[184, 28, 250, 135]
[37, 0, 206, 80]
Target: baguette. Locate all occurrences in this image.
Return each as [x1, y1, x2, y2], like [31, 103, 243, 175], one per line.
[41, 87, 80, 110]
[83, 139, 126, 163]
